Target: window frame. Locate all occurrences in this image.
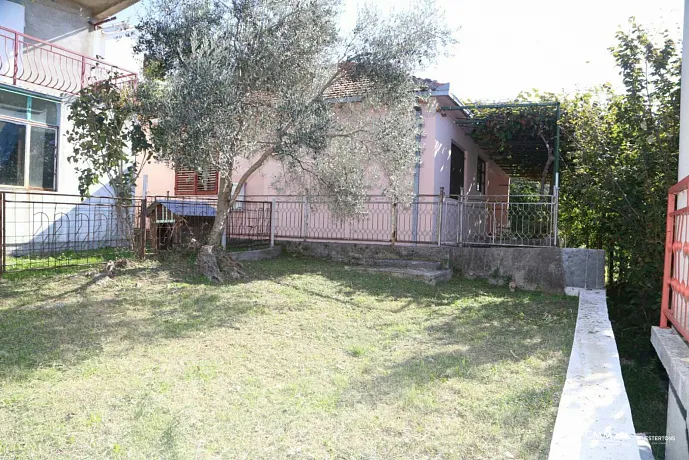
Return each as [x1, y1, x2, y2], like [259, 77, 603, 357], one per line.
[0, 87, 59, 191]
[476, 156, 486, 194]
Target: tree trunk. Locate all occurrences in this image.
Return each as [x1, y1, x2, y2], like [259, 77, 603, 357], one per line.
[207, 176, 233, 247]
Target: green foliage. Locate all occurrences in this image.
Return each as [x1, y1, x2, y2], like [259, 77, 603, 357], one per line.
[134, 0, 453, 245]
[466, 93, 560, 194]
[66, 75, 151, 199]
[559, 19, 680, 304]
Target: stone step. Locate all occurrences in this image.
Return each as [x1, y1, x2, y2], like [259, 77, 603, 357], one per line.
[333, 257, 443, 271]
[365, 259, 443, 270]
[346, 266, 453, 285]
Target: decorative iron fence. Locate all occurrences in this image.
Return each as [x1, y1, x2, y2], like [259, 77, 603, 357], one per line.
[660, 176, 689, 342]
[0, 192, 140, 273]
[0, 192, 273, 275]
[146, 195, 272, 251]
[0, 25, 137, 95]
[0, 189, 557, 276]
[250, 189, 558, 248]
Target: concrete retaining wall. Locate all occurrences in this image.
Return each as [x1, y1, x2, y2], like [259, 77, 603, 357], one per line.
[549, 290, 641, 459]
[280, 241, 605, 293]
[230, 246, 282, 261]
[281, 241, 451, 265]
[651, 327, 689, 460]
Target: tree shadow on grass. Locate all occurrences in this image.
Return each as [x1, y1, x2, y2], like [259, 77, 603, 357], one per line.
[0, 254, 575, 391]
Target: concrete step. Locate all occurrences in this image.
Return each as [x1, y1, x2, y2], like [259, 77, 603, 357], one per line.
[333, 257, 443, 270]
[365, 259, 443, 270]
[346, 266, 453, 285]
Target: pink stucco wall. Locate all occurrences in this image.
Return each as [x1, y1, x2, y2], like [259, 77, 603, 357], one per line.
[136, 99, 510, 199]
[425, 103, 509, 198]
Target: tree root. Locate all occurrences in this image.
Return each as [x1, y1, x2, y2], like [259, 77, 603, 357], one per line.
[197, 245, 243, 282]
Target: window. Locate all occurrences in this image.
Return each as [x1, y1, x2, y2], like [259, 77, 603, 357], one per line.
[0, 88, 58, 190]
[476, 157, 486, 194]
[174, 167, 219, 195]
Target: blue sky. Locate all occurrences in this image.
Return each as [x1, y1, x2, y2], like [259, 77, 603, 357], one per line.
[116, 0, 684, 101]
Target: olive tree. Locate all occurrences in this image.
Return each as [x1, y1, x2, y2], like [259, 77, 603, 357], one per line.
[138, 0, 452, 247]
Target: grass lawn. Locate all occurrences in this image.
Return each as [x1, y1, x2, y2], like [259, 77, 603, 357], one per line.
[0, 254, 577, 459]
[5, 247, 134, 272]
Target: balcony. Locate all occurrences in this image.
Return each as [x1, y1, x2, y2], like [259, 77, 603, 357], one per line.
[0, 25, 137, 96]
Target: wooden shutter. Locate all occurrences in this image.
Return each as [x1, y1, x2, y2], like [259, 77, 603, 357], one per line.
[174, 167, 219, 195]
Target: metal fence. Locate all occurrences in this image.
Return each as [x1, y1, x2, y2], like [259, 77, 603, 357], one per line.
[0, 192, 141, 273]
[660, 176, 689, 343]
[258, 188, 559, 247]
[0, 192, 273, 275]
[0, 189, 557, 275]
[0, 25, 137, 95]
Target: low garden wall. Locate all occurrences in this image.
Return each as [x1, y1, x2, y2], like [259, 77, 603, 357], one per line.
[281, 241, 605, 293]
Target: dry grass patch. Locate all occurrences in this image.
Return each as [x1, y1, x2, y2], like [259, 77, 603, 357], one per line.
[0, 254, 576, 459]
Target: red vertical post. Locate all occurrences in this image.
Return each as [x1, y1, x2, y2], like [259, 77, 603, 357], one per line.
[80, 55, 86, 89]
[12, 31, 19, 85]
[661, 191, 676, 328]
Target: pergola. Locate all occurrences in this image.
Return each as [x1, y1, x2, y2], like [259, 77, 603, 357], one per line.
[439, 101, 562, 188]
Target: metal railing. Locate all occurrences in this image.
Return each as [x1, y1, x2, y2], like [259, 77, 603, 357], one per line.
[0, 25, 137, 95]
[0, 189, 558, 276]
[0, 192, 273, 275]
[660, 176, 689, 342]
[0, 191, 141, 273]
[146, 195, 272, 251]
[248, 189, 559, 248]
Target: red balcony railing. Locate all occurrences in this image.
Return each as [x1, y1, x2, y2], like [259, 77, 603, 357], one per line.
[0, 25, 137, 95]
[660, 175, 689, 341]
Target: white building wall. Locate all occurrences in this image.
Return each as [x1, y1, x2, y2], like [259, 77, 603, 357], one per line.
[0, 1, 139, 258]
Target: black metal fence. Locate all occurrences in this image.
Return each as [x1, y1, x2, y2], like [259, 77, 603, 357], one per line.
[0, 192, 273, 276]
[0, 192, 140, 274]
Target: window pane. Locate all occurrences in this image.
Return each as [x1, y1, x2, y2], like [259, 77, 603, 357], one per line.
[30, 98, 58, 125]
[0, 90, 28, 119]
[29, 127, 56, 190]
[0, 121, 26, 186]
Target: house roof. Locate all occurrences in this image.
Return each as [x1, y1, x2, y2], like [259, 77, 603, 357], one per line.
[322, 68, 452, 101]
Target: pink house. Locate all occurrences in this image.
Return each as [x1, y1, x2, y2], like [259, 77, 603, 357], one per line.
[136, 80, 510, 202]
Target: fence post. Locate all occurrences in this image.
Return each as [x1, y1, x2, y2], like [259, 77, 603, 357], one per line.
[270, 198, 276, 248]
[302, 195, 309, 241]
[661, 190, 676, 329]
[457, 193, 465, 245]
[138, 197, 146, 259]
[0, 192, 5, 279]
[12, 32, 19, 86]
[437, 187, 445, 246]
[492, 202, 497, 244]
[553, 186, 560, 247]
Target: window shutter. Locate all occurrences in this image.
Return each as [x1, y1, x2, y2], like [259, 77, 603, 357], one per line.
[174, 167, 219, 195]
[174, 167, 196, 195]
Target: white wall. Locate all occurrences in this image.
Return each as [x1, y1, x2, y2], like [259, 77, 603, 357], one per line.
[0, 2, 136, 258]
[0, 0, 25, 32]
